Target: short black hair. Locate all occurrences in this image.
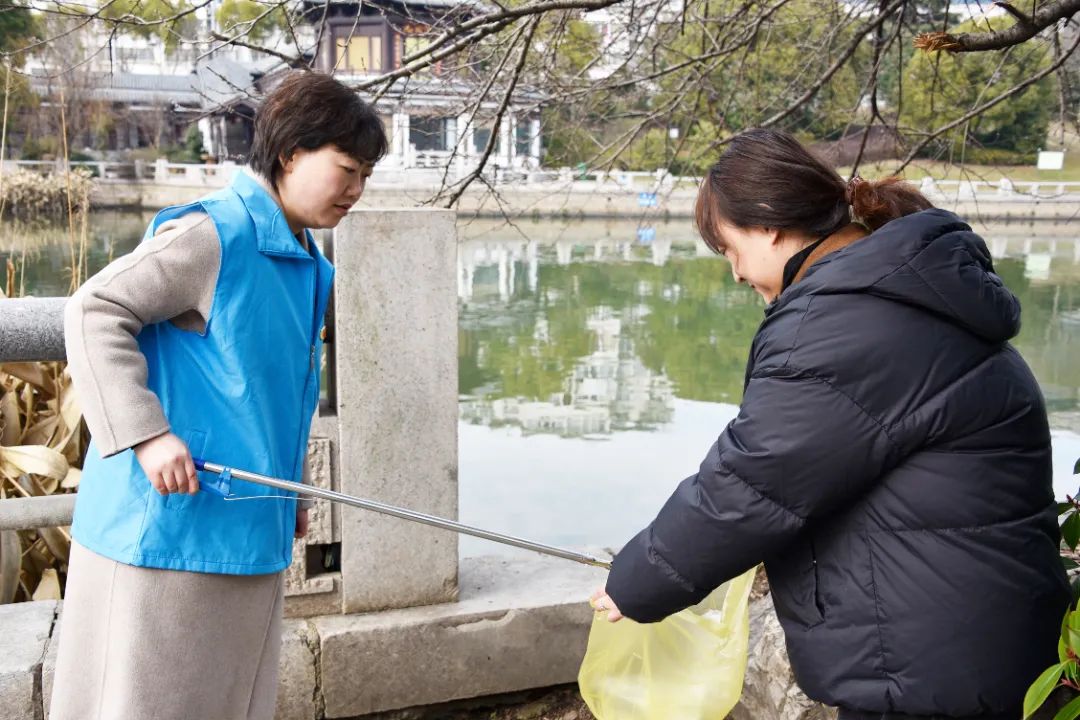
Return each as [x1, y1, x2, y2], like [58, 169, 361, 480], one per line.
[248, 71, 389, 187]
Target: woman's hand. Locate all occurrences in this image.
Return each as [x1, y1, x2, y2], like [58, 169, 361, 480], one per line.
[590, 587, 624, 623]
[295, 508, 310, 539]
[134, 432, 198, 495]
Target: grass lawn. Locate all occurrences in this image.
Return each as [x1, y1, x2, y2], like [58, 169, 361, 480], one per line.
[838, 153, 1080, 183]
[841, 124, 1080, 183]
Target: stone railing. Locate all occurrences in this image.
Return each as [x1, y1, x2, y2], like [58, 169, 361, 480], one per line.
[10, 157, 1080, 203]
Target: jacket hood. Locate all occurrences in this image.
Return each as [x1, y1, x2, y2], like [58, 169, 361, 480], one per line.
[777, 209, 1020, 343]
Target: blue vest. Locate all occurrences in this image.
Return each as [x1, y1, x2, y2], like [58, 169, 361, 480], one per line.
[72, 170, 335, 575]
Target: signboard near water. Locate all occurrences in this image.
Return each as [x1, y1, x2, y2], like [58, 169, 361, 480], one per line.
[1038, 151, 1065, 170]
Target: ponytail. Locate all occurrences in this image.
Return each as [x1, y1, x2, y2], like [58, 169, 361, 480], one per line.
[846, 176, 933, 232]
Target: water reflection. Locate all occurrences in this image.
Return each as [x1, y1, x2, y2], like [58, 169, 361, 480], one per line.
[458, 231, 762, 409]
[455, 219, 1080, 547]
[458, 223, 1080, 412]
[0, 212, 151, 297]
[460, 308, 676, 438]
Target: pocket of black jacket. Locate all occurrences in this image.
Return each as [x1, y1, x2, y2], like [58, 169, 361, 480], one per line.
[768, 541, 826, 628]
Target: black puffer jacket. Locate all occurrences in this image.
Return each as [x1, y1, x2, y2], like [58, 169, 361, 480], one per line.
[606, 209, 1069, 717]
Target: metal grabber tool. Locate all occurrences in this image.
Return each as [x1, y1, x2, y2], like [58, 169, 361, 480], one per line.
[193, 458, 612, 570]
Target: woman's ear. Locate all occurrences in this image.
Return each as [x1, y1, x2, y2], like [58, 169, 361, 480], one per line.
[279, 150, 298, 175]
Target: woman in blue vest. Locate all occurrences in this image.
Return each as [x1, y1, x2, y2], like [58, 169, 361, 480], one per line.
[50, 72, 387, 720]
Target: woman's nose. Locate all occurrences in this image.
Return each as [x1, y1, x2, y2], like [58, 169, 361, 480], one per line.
[731, 266, 743, 284]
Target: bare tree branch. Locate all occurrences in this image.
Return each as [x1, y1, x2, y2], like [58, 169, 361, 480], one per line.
[850, 0, 904, 175]
[760, 0, 906, 128]
[308, 0, 333, 69]
[23, 0, 214, 33]
[445, 17, 539, 207]
[914, 0, 1080, 53]
[209, 31, 297, 64]
[395, 0, 624, 70]
[5, 0, 1077, 223]
[434, 20, 527, 191]
[594, 0, 792, 94]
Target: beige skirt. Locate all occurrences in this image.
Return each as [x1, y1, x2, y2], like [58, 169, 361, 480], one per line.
[49, 541, 284, 720]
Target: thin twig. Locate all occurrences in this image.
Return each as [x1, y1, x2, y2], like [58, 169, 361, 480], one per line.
[445, 17, 539, 207]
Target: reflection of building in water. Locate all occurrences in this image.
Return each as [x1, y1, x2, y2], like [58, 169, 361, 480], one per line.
[577, 311, 675, 430]
[460, 308, 675, 438]
[458, 239, 537, 301]
[1051, 411, 1080, 434]
[985, 233, 1080, 416]
[574, 310, 673, 433]
[550, 235, 671, 267]
[458, 234, 675, 301]
[460, 398, 612, 437]
[986, 235, 1080, 282]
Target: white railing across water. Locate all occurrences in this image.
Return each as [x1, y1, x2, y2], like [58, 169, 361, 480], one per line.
[921, 177, 1080, 201]
[3, 159, 1080, 201]
[0, 158, 241, 186]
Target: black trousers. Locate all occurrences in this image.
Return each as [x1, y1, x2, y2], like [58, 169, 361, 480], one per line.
[837, 711, 1019, 720]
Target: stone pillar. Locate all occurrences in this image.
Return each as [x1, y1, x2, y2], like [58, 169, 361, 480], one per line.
[455, 113, 473, 179]
[391, 113, 410, 167]
[529, 117, 542, 169]
[498, 116, 512, 169]
[0, 600, 55, 720]
[445, 116, 457, 153]
[333, 209, 459, 613]
[507, 113, 519, 168]
[197, 117, 215, 159]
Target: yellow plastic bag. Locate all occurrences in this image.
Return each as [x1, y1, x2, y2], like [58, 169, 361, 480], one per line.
[578, 568, 757, 720]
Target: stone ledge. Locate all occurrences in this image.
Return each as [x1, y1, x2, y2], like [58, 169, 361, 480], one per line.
[0, 600, 56, 720]
[30, 554, 604, 720]
[313, 554, 607, 718]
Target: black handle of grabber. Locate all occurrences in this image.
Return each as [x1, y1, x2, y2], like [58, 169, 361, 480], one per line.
[192, 457, 612, 570]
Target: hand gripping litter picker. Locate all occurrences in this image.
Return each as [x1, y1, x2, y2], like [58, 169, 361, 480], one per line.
[194, 458, 612, 570]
